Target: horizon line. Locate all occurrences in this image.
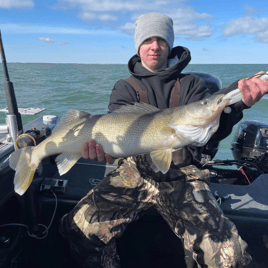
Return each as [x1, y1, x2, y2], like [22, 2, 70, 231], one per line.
[8, 62, 268, 65]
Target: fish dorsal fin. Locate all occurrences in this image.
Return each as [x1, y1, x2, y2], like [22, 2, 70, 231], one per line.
[113, 102, 160, 114]
[52, 109, 90, 133]
[170, 122, 216, 147]
[150, 149, 173, 174]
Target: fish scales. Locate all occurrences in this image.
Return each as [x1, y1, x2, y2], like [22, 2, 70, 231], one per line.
[92, 111, 179, 156]
[9, 94, 231, 195]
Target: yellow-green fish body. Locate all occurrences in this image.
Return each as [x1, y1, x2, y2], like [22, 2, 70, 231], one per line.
[9, 94, 230, 195]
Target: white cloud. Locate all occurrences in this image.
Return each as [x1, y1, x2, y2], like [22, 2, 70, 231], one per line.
[0, 23, 123, 36]
[0, 0, 34, 9]
[255, 29, 268, 43]
[58, 0, 214, 41]
[121, 6, 214, 41]
[2, 0, 214, 42]
[120, 23, 135, 35]
[61, 41, 69, 45]
[78, 11, 117, 21]
[37, 37, 54, 43]
[177, 24, 212, 41]
[57, 0, 170, 22]
[223, 16, 268, 43]
[60, 0, 165, 12]
[242, 4, 265, 16]
[170, 6, 213, 40]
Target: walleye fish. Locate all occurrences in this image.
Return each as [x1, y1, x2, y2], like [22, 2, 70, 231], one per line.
[9, 94, 230, 196]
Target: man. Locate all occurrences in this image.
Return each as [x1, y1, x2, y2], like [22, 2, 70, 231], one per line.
[60, 12, 268, 267]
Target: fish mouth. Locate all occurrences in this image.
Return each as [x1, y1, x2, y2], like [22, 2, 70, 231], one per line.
[211, 95, 229, 112]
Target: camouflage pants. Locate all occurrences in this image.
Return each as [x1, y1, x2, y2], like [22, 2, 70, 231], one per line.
[59, 157, 251, 268]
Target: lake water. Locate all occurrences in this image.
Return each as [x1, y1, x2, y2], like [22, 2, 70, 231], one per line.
[0, 63, 267, 160]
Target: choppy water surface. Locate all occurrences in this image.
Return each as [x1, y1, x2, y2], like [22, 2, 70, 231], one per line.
[0, 63, 267, 160]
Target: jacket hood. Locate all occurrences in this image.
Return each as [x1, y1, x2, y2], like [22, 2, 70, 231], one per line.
[128, 46, 191, 80]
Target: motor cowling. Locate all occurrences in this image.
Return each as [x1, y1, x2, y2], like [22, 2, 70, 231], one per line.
[231, 121, 268, 173]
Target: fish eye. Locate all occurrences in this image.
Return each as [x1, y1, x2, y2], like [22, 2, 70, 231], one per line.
[201, 101, 208, 105]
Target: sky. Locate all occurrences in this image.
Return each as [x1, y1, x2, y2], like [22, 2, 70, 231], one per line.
[0, 0, 268, 64]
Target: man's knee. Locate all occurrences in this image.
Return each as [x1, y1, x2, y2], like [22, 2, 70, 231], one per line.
[193, 224, 251, 267]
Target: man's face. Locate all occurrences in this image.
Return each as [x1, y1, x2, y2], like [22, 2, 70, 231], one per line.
[139, 37, 169, 73]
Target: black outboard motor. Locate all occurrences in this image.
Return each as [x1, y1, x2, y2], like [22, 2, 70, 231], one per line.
[231, 121, 268, 173]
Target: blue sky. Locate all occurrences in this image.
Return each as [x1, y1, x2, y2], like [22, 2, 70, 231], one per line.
[0, 0, 268, 64]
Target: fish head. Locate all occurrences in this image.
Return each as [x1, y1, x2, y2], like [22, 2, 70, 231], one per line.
[183, 94, 230, 126]
[169, 94, 231, 147]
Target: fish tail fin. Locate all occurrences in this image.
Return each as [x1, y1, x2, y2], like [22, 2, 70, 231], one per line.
[9, 146, 39, 196]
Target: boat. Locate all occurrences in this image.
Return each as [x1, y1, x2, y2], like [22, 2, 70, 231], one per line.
[0, 31, 268, 268]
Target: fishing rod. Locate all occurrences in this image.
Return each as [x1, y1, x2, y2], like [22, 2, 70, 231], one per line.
[0, 30, 23, 143]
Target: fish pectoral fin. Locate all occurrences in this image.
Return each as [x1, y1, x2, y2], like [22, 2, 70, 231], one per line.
[171, 124, 212, 146]
[55, 153, 81, 176]
[150, 149, 173, 174]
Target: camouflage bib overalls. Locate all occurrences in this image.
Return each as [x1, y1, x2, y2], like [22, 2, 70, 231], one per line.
[59, 78, 251, 268]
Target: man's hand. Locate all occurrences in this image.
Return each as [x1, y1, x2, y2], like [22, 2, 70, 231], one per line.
[238, 71, 268, 107]
[82, 139, 114, 164]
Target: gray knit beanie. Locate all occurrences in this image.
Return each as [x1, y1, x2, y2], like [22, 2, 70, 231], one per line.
[135, 12, 174, 55]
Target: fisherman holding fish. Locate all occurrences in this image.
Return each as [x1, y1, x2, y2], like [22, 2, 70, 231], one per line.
[10, 12, 268, 268]
[58, 12, 268, 268]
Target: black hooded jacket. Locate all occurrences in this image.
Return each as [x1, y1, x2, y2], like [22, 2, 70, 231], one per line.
[108, 46, 248, 162]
